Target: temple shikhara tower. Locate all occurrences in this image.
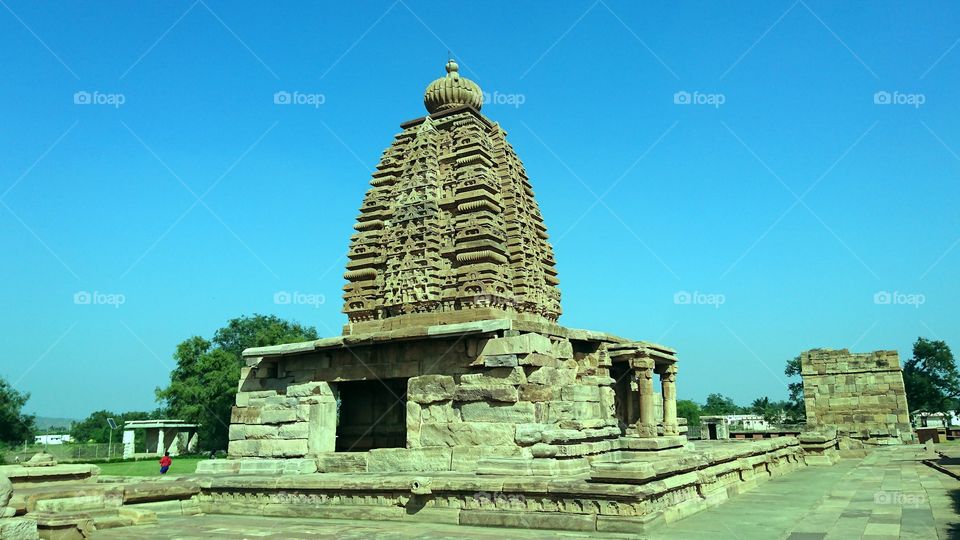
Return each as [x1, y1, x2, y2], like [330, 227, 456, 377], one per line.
[343, 59, 561, 333]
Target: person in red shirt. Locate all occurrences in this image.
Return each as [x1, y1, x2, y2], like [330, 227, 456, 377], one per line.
[159, 452, 172, 475]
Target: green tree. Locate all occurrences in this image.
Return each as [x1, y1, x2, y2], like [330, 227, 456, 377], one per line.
[156, 315, 318, 451]
[0, 377, 35, 445]
[903, 337, 960, 414]
[70, 410, 152, 444]
[676, 399, 701, 426]
[784, 356, 806, 422]
[701, 393, 740, 415]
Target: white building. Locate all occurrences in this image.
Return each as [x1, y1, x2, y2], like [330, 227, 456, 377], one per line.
[34, 434, 73, 445]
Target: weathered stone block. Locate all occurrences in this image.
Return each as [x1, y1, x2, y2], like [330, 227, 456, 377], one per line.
[561, 385, 600, 402]
[228, 424, 279, 440]
[515, 423, 546, 445]
[526, 366, 576, 386]
[258, 439, 308, 457]
[460, 402, 535, 423]
[518, 384, 557, 401]
[479, 333, 552, 357]
[287, 381, 334, 398]
[460, 367, 526, 386]
[407, 375, 455, 404]
[260, 409, 298, 424]
[235, 390, 276, 407]
[278, 422, 309, 439]
[419, 422, 516, 447]
[366, 448, 452, 472]
[483, 354, 519, 367]
[421, 401, 461, 423]
[455, 385, 519, 403]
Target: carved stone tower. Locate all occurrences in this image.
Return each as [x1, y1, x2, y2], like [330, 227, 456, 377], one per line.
[343, 60, 561, 333]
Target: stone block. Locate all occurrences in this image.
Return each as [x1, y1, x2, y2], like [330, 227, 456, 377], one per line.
[407, 375, 455, 404]
[460, 367, 526, 386]
[460, 509, 595, 532]
[260, 409, 298, 424]
[228, 424, 279, 440]
[258, 439, 308, 457]
[420, 423, 516, 447]
[479, 333, 553, 357]
[235, 390, 276, 407]
[366, 448, 452, 472]
[0, 518, 38, 540]
[421, 402, 461, 422]
[483, 354, 519, 367]
[455, 385, 519, 403]
[519, 384, 556, 401]
[278, 422, 309, 439]
[526, 366, 576, 386]
[515, 423, 546, 445]
[460, 402, 535, 423]
[561, 385, 600, 402]
[230, 406, 261, 425]
[287, 381, 335, 398]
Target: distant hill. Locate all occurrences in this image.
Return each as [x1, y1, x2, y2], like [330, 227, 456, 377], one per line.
[34, 416, 77, 432]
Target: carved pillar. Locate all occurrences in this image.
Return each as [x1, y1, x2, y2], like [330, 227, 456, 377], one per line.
[631, 356, 657, 438]
[661, 364, 678, 436]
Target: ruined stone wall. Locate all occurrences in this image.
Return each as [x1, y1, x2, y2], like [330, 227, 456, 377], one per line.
[227, 331, 623, 471]
[800, 348, 913, 443]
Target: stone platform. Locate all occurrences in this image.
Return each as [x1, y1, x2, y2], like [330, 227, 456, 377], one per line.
[191, 438, 805, 534]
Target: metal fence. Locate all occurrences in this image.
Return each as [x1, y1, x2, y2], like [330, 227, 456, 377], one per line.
[4, 443, 123, 463]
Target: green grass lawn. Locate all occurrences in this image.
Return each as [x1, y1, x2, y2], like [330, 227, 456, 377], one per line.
[93, 457, 203, 477]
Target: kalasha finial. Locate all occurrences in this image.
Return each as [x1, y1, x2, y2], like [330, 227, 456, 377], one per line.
[424, 58, 482, 114]
[445, 58, 459, 75]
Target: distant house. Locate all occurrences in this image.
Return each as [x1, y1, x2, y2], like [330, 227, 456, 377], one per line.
[34, 434, 73, 445]
[912, 411, 959, 428]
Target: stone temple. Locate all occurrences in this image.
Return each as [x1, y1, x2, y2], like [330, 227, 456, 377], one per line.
[192, 61, 810, 533]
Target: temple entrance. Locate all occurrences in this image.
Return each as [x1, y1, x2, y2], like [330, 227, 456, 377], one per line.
[707, 423, 718, 440]
[335, 378, 407, 451]
[611, 362, 638, 429]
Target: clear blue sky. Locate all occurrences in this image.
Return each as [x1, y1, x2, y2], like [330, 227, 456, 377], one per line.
[2, 1, 957, 419]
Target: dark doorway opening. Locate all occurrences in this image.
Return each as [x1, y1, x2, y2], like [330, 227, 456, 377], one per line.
[707, 423, 718, 440]
[610, 362, 638, 430]
[335, 378, 407, 452]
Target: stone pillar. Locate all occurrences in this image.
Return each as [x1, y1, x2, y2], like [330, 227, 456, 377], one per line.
[122, 430, 135, 459]
[660, 364, 678, 435]
[156, 428, 165, 457]
[631, 356, 657, 438]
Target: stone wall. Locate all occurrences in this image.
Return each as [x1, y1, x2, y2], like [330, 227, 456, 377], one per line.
[227, 330, 632, 470]
[800, 348, 913, 443]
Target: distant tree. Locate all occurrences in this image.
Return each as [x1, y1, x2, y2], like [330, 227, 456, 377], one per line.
[749, 396, 790, 424]
[903, 338, 960, 414]
[0, 377, 35, 445]
[156, 315, 318, 452]
[701, 393, 740, 416]
[676, 399, 701, 426]
[70, 410, 152, 444]
[784, 356, 806, 422]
